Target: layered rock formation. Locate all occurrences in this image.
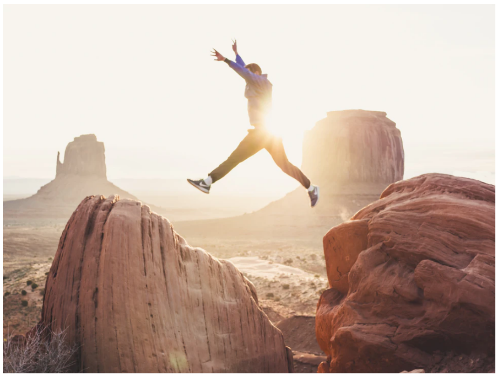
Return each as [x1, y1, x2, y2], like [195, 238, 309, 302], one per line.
[38, 195, 293, 373]
[302, 109, 404, 190]
[316, 174, 495, 373]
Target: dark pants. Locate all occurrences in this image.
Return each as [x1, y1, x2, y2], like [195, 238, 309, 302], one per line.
[208, 128, 311, 189]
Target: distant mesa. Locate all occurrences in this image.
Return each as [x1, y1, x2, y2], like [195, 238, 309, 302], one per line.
[56, 134, 107, 179]
[316, 173, 495, 373]
[4, 134, 136, 219]
[301, 109, 404, 191]
[253, 109, 405, 215]
[32, 195, 293, 373]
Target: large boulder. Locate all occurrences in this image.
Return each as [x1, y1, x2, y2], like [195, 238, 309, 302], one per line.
[316, 174, 495, 373]
[38, 195, 293, 373]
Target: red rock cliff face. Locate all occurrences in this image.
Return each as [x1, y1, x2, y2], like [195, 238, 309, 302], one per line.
[316, 174, 495, 373]
[302, 110, 404, 190]
[40, 195, 293, 373]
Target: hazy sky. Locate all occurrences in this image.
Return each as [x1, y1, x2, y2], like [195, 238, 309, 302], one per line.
[4, 5, 495, 192]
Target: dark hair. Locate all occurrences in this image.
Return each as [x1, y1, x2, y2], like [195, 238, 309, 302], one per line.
[245, 63, 262, 75]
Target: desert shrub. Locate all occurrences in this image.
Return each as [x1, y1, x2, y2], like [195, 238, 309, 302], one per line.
[314, 274, 320, 278]
[40, 289, 45, 296]
[283, 259, 293, 266]
[310, 254, 318, 260]
[45, 272, 49, 276]
[21, 290, 27, 296]
[266, 293, 274, 298]
[4, 292, 10, 297]
[273, 296, 281, 302]
[317, 289, 326, 296]
[3, 276, 7, 280]
[31, 283, 38, 290]
[27, 281, 33, 286]
[3, 325, 78, 373]
[282, 284, 290, 290]
[21, 300, 28, 307]
[48, 257, 52, 261]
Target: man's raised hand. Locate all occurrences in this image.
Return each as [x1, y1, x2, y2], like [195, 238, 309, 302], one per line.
[232, 39, 238, 55]
[211, 49, 225, 61]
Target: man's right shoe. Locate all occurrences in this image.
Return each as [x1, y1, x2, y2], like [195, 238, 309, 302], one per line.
[187, 178, 211, 194]
[308, 185, 319, 207]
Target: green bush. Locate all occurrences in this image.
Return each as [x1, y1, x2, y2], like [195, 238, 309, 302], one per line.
[21, 300, 28, 307]
[282, 284, 290, 290]
[21, 290, 27, 296]
[31, 283, 38, 290]
[27, 280, 33, 286]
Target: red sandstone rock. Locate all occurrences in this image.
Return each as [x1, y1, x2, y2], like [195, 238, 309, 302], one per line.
[316, 174, 495, 373]
[38, 195, 293, 373]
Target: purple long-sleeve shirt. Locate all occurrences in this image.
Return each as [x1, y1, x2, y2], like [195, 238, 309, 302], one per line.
[224, 54, 272, 127]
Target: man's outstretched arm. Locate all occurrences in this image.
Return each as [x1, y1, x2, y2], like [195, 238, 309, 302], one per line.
[232, 39, 246, 67]
[211, 48, 257, 83]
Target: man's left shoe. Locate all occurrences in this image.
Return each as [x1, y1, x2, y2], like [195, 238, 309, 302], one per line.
[187, 178, 211, 194]
[308, 185, 319, 207]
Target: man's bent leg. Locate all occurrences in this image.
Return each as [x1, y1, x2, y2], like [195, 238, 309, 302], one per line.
[208, 129, 267, 183]
[265, 135, 311, 189]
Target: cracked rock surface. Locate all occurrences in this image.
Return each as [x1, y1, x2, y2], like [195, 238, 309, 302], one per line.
[38, 195, 293, 373]
[316, 173, 495, 373]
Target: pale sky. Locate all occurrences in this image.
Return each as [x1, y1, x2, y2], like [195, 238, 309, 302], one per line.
[3, 5, 495, 193]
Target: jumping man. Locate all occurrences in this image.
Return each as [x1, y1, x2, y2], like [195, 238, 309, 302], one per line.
[187, 40, 319, 207]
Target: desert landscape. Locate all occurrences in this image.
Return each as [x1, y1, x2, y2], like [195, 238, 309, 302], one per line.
[4, 109, 494, 373]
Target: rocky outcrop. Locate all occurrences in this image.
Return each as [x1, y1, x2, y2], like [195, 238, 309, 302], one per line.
[316, 174, 495, 373]
[56, 134, 106, 178]
[301, 110, 404, 191]
[38, 195, 293, 373]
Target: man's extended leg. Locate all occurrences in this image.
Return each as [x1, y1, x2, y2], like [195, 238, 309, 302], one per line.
[265, 135, 311, 188]
[208, 129, 269, 184]
[265, 135, 320, 207]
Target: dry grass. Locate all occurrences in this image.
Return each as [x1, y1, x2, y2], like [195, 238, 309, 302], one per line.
[3, 325, 78, 373]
